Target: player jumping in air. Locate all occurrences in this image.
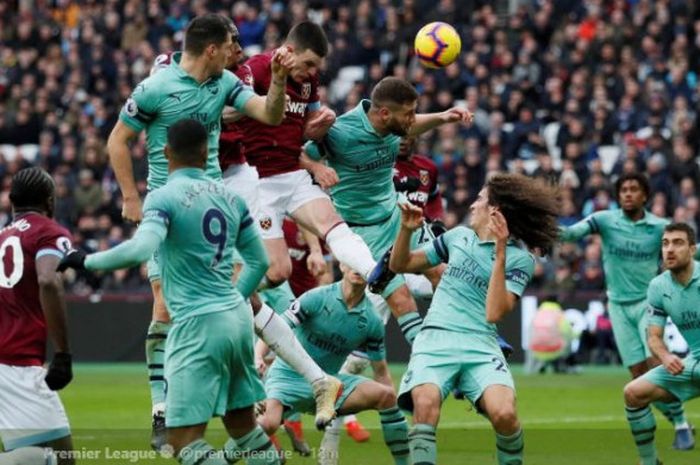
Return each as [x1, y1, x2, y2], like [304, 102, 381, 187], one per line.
[111, 15, 339, 447]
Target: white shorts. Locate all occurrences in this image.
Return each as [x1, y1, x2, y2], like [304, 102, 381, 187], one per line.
[223, 162, 261, 220]
[256, 170, 329, 239]
[0, 364, 71, 450]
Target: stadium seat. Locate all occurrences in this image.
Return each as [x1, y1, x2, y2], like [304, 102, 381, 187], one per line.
[597, 145, 621, 175]
[0, 145, 18, 162]
[329, 66, 366, 102]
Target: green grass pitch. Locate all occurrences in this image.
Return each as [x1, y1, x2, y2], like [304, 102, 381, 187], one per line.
[57, 363, 700, 464]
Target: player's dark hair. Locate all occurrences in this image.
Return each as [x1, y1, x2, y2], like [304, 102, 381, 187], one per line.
[286, 21, 328, 58]
[371, 77, 419, 107]
[184, 14, 231, 55]
[615, 171, 650, 200]
[166, 119, 208, 165]
[10, 167, 55, 213]
[664, 222, 697, 246]
[486, 173, 561, 254]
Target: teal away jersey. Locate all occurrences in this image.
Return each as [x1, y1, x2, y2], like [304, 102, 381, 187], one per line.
[647, 262, 700, 358]
[119, 52, 256, 189]
[139, 168, 257, 321]
[275, 281, 385, 376]
[422, 226, 535, 335]
[560, 210, 668, 303]
[304, 100, 400, 225]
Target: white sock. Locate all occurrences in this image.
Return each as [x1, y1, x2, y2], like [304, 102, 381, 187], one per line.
[0, 447, 56, 465]
[343, 415, 358, 425]
[325, 223, 376, 278]
[405, 273, 434, 298]
[319, 418, 341, 465]
[675, 421, 690, 431]
[254, 303, 325, 383]
[366, 291, 392, 324]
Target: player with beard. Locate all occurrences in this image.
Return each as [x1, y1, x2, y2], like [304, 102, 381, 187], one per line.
[303, 77, 472, 347]
[560, 172, 695, 450]
[624, 223, 700, 465]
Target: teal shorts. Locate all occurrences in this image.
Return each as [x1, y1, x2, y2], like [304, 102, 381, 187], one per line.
[350, 207, 434, 299]
[398, 328, 514, 412]
[147, 250, 160, 282]
[264, 363, 369, 414]
[609, 299, 649, 367]
[165, 309, 266, 428]
[641, 355, 700, 402]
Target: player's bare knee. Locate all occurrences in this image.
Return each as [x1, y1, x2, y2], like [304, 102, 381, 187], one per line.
[623, 381, 647, 408]
[376, 385, 398, 410]
[412, 390, 440, 420]
[257, 414, 281, 436]
[489, 405, 519, 433]
[266, 263, 292, 285]
[387, 286, 418, 317]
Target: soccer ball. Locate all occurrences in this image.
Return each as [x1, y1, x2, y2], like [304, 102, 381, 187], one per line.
[414, 22, 462, 69]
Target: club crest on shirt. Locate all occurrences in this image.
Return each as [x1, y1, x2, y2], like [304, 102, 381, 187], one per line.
[301, 82, 311, 99]
[259, 216, 273, 231]
[419, 169, 430, 186]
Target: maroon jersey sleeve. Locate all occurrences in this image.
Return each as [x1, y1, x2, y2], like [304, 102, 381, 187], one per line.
[220, 65, 255, 171]
[0, 214, 73, 366]
[421, 157, 445, 221]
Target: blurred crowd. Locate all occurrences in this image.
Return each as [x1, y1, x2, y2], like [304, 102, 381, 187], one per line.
[1, 0, 699, 298]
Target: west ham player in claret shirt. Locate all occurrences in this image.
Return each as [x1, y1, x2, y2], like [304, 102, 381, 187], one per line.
[0, 167, 75, 465]
[232, 21, 379, 294]
[393, 137, 445, 226]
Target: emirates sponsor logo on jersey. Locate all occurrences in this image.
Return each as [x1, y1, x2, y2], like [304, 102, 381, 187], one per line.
[301, 82, 311, 99]
[419, 169, 430, 186]
[259, 216, 273, 230]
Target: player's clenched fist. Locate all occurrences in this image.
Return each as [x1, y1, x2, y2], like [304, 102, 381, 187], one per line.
[57, 249, 87, 272]
[304, 107, 336, 141]
[271, 45, 294, 81]
[441, 106, 474, 125]
[45, 352, 73, 390]
[122, 196, 143, 224]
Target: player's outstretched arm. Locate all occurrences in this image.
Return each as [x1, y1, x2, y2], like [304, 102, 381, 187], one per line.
[107, 120, 143, 223]
[242, 46, 294, 126]
[408, 106, 473, 137]
[559, 215, 597, 242]
[58, 227, 164, 274]
[389, 203, 431, 274]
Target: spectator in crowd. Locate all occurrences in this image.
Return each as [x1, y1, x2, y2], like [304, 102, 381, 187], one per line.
[0, 0, 698, 294]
